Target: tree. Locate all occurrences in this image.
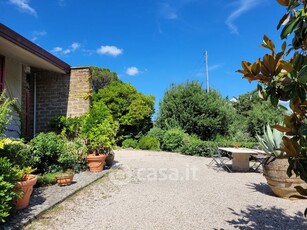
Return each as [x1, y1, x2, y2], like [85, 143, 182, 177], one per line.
[93, 81, 155, 143]
[237, 1, 307, 182]
[156, 81, 235, 140]
[91, 67, 120, 92]
[233, 90, 285, 137]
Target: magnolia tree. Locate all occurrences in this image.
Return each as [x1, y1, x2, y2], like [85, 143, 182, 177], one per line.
[237, 0, 307, 182]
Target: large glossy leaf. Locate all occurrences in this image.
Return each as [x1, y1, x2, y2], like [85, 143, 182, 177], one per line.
[251, 61, 261, 75]
[293, 53, 305, 70]
[263, 54, 277, 75]
[298, 86, 306, 102]
[298, 65, 307, 83]
[281, 17, 300, 39]
[280, 60, 293, 72]
[277, 12, 290, 30]
[282, 136, 298, 156]
[299, 125, 307, 136]
[272, 124, 292, 132]
[261, 35, 276, 53]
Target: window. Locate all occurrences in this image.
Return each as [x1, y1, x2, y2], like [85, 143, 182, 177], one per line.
[0, 55, 4, 93]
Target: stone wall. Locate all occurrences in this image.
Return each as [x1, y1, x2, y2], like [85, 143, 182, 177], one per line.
[35, 70, 70, 133]
[34, 67, 91, 133]
[67, 67, 91, 117]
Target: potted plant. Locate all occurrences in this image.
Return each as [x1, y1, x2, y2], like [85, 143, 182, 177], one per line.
[81, 101, 118, 172]
[55, 169, 74, 186]
[256, 124, 307, 198]
[86, 121, 117, 172]
[15, 167, 37, 210]
[55, 139, 87, 185]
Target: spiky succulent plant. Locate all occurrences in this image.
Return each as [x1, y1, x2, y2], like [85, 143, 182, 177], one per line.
[256, 124, 285, 157]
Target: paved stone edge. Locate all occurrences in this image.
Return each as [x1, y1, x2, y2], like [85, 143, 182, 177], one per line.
[2, 164, 121, 230]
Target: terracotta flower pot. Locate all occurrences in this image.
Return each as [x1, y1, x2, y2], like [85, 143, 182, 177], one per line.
[15, 174, 37, 210]
[263, 158, 307, 199]
[87, 154, 106, 172]
[56, 173, 74, 186]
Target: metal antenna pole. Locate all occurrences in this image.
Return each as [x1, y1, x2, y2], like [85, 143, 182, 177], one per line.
[205, 51, 209, 93]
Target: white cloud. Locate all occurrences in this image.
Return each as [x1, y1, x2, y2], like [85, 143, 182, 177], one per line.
[159, 3, 178, 20]
[63, 49, 71, 54]
[126, 67, 139, 76]
[50, 42, 80, 55]
[51, 47, 63, 53]
[97, 45, 123, 57]
[31, 30, 46, 41]
[225, 0, 262, 34]
[9, 0, 37, 16]
[71, 42, 81, 51]
[82, 49, 95, 56]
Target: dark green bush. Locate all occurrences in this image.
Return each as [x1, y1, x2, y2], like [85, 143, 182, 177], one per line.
[180, 139, 257, 157]
[137, 136, 160, 151]
[29, 132, 66, 174]
[122, 138, 138, 149]
[0, 157, 20, 223]
[147, 127, 165, 145]
[162, 128, 187, 152]
[50, 115, 84, 139]
[58, 138, 88, 172]
[181, 139, 212, 157]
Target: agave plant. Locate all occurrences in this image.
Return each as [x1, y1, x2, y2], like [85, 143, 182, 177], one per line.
[256, 124, 285, 158]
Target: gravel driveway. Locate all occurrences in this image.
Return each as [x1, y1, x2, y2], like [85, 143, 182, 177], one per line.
[25, 150, 307, 229]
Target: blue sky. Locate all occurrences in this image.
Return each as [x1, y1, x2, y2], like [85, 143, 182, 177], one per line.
[1, 0, 286, 113]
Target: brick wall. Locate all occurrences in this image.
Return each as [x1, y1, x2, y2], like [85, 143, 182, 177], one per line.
[35, 71, 70, 132]
[67, 67, 91, 117]
[34, 67, 91, 133]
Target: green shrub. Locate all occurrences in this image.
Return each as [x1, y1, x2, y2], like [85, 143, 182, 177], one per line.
[36, 173, 57, 187]
[81, 101, 118, 152]
[181, 139, 212, 157]
[162, 128, 187, 152]
[180, 140, 258, 157]
[216, 140, 257, 149]
[147, 127, 165, 145]
[50, 115, 84, 139]
[0, 157, 20, 223]
[137, 136, 160, 151]
[0, 138, 33, 168]
[122, 138, 138, 149]
[0, 91, 15, 136]
[29, 132, 66, 174]
[58, 138, 88, 172]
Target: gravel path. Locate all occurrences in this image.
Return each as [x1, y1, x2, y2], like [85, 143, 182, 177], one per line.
[24, 150, 307, 230]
